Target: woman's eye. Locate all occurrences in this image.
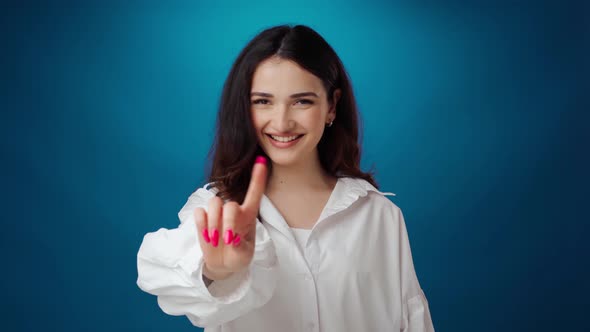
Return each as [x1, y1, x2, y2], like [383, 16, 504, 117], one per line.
[252, 99, 269, 105]
[295, 99, 314, 105]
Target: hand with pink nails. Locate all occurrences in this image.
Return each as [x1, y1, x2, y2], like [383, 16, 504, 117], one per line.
[194, 156, 268, 281]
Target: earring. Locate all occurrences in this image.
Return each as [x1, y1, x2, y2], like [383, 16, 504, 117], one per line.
[327, 120, 334, 127]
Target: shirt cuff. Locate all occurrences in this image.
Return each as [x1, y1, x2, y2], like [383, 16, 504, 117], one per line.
[404, 289, 435, 332]
[177, 246, 252, 305]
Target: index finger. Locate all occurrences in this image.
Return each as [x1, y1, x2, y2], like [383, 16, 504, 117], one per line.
[241, 156, 268, 211]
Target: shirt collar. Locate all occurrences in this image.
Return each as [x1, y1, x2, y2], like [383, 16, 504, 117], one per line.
[318, 177, 395, 221]
[258, 177, 395, 239]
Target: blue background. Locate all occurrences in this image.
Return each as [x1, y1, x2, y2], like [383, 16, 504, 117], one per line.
[3, 0, 588, 331]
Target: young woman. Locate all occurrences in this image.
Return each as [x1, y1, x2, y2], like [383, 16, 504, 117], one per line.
[137, 24, 434, 331]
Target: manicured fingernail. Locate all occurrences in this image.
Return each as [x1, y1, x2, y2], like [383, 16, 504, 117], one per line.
[211, 229, 219, 247]
[232, 234, 241, 246]
[255, 156, 267, 165]
[224, 229, 234, 245]
[202, 228, 210, 243]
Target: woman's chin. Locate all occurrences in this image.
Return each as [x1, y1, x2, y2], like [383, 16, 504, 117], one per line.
[267, 155, 299, 167]
[264, 150, 306, 167]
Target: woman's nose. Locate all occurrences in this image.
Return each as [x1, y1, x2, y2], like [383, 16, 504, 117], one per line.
[274, 106, 295, 131]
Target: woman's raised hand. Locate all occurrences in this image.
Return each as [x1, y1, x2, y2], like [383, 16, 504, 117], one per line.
[194, 156, 268, 280]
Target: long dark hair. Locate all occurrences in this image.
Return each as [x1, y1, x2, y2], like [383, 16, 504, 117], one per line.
[206, 24, 377, 202]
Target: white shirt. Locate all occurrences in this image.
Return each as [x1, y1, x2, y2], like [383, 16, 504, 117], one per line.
[290, 227, 312, 257]
[137, 177, 434, 331]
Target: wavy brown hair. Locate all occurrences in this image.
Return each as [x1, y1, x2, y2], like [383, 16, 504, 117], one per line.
[206, 24, 378, 203]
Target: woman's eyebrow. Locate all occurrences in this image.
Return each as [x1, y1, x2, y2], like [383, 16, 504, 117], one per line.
[290, 92, 318, 98]
[250, 92, 319, 98]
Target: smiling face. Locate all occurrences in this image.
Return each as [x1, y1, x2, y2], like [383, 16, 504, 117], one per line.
[250, 57, 338, 168]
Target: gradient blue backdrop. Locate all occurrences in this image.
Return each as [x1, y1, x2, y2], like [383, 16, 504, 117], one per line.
[3, 1, 588, 331]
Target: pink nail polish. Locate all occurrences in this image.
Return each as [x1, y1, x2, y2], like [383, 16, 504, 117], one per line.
[255, 156, 267, 165]
[224, 229, 234, 245]
[211, 229, 219, 247]
[202, 228, 210, 243]
[232, 234, 241, 246]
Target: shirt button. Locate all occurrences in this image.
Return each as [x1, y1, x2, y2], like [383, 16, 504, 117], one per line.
[306, 322, 315, 330]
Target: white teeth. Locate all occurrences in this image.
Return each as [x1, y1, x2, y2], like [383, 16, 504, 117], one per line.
[270, 135, 300, 143]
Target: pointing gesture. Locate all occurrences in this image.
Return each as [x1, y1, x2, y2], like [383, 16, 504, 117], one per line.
[194, 156, 268, 281]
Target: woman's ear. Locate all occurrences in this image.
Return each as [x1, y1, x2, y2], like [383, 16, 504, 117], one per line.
[329, 89, 342, 116]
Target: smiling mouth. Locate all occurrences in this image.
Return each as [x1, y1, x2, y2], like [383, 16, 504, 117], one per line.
[266, 134, 304, 143]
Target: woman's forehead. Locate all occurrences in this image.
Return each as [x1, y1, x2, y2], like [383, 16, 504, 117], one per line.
[251, 58, 325, 97]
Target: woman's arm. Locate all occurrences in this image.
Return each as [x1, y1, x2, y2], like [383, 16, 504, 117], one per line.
[393, 207, 435, 332]
[136, 190, 278, 328]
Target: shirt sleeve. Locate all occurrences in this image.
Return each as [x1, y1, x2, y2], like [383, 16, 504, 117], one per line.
[136, 188, 279, 328]
[395, 207, 435, 332]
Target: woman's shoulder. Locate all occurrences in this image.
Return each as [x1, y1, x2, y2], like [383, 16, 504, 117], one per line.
[337, 176, 401, 211]
[190, 182, 219, 202]
[339, 178, 408, 230]
[177, 183, 219, 224]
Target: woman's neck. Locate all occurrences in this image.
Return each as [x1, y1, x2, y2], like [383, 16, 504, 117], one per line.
[267, 153, 336, 193]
